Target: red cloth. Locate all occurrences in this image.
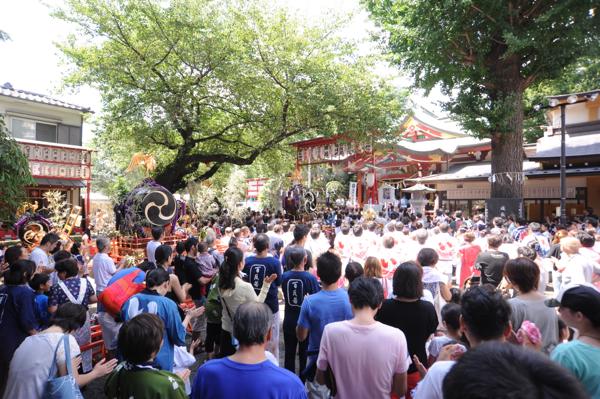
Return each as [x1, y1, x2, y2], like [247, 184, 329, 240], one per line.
[458, 244, 481, 288]
[391, 371, 421, 399]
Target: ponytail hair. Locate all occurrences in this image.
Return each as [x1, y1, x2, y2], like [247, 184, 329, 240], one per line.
[219, 247, 244, 291]
[154, 245, 173, 266]
[145, 267, 170, 289]
[4, 259, 36, 285]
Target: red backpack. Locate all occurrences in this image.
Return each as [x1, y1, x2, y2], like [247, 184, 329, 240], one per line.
[98, 269, 145, 317]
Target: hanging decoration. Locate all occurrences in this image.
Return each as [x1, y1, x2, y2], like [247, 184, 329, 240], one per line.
[487, 172, 528, 184]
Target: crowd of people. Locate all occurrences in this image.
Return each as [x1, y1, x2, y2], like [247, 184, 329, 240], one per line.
[0, 204, 599, 399]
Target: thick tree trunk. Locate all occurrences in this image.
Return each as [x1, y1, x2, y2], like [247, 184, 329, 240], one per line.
[490, 55, 524, 200]
[490, 96, 524, 199]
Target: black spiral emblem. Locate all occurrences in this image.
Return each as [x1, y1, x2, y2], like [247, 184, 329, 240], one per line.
[303, 191, 317, 213]
[141, 188, 177, 226]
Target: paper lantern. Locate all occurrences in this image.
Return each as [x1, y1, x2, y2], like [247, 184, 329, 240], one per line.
[366, 172, 375, 188]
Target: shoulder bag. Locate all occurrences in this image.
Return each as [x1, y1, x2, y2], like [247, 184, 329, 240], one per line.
[43, 334, 83, 399]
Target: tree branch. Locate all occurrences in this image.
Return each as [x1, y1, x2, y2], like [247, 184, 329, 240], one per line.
[192, 162, 223, 182]
[470, 4, 497, 24]
[148, 134, 179, 150]
[190, 120, 259, 145]
[256, 41, 288, 91]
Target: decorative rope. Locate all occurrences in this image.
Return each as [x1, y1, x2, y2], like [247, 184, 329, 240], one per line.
[487, 172, 528, 183]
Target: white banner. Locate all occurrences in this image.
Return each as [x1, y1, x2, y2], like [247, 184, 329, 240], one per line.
[349, 182, 357, 205]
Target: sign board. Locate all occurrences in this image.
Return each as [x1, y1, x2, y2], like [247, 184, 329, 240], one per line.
[18, 142, 92, 180]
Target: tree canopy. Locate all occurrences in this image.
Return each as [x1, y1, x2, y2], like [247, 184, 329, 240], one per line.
[55, 0, 405, 193]
[365, 0, 600, 200]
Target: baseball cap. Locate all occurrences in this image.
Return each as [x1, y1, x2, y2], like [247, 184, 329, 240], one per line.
[545, 284, 600, 324]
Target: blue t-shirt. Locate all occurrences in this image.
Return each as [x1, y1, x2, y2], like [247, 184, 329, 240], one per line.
[551, 340, 600, 398]
[281, 270, 320, 332]
[0, 285, 38, 367]
[34, 293, 51, 329]
[243, 256, 282, 314]
[192, 357, 307, 399]
[122, 290, 185, 371]
[297, 289, 353, 353]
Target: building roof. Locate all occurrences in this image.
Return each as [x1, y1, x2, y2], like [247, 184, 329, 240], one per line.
[547, 89, 600, 101]
[0, 82, 92, 113]
[411, 161, 540, 182]
[532, 131, 600, 159]
[34, 177, 86, 188]
[411, 161, 600, 183]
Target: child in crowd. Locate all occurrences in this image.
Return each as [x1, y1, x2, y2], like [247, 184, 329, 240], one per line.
[28, 273, 52, 330]
[104, 313, 188, 398]
[174, 338, 202, 395]
[427, 303, 465, 365]
[558, 318, 573, 343]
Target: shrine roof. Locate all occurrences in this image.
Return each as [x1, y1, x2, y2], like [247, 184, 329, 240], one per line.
[409, 107, 467, 136]
[289, 134, 349, 148]
[396, 135, 490, 154]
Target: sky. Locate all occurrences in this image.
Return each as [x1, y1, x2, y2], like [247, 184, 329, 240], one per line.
[0, 0, 444, 143]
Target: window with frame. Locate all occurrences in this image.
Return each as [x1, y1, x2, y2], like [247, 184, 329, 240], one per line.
[10, 117, 81, 145]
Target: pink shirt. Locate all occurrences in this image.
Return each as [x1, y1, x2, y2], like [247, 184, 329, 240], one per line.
[317, 320, 409, 399]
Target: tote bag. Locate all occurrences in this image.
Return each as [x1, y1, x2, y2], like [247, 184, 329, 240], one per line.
[42, 334, 83, 399]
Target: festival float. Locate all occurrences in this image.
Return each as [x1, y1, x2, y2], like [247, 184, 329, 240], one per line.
[110, 154, 186, 262]
[13, 192, 83, 248]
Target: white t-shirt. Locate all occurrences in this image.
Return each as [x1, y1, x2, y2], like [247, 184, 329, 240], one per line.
[174, 346, 195, 395]
[30, 247, 58, 284]
[30, 247, 51, 269]
[305, 236, 330, 260]
[412, 360, 456, 399]
[3, 332, 80, 399]
[560, 253, 594, 286]
[92, 252, 117, 292]
[146, 240, 161, 263]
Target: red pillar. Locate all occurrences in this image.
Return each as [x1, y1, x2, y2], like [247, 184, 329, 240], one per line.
[357, 172, 363, 207]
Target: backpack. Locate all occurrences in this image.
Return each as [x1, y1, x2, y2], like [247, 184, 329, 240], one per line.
[205, 275, 222, 324]
[98, 269, 145, 317]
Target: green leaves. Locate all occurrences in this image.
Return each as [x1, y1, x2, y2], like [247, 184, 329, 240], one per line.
[365, 0, 600, 199]
[365, 0, 600, 138]
[55, 0, 406, 192]
[0, 116, 35, 224]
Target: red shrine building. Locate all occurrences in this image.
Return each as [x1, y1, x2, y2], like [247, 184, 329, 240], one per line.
[291, 106, 491, 210]
[292, 92, 600, 221]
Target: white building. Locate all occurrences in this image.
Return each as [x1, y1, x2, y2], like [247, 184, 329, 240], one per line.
[0, 82, 93, 228]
